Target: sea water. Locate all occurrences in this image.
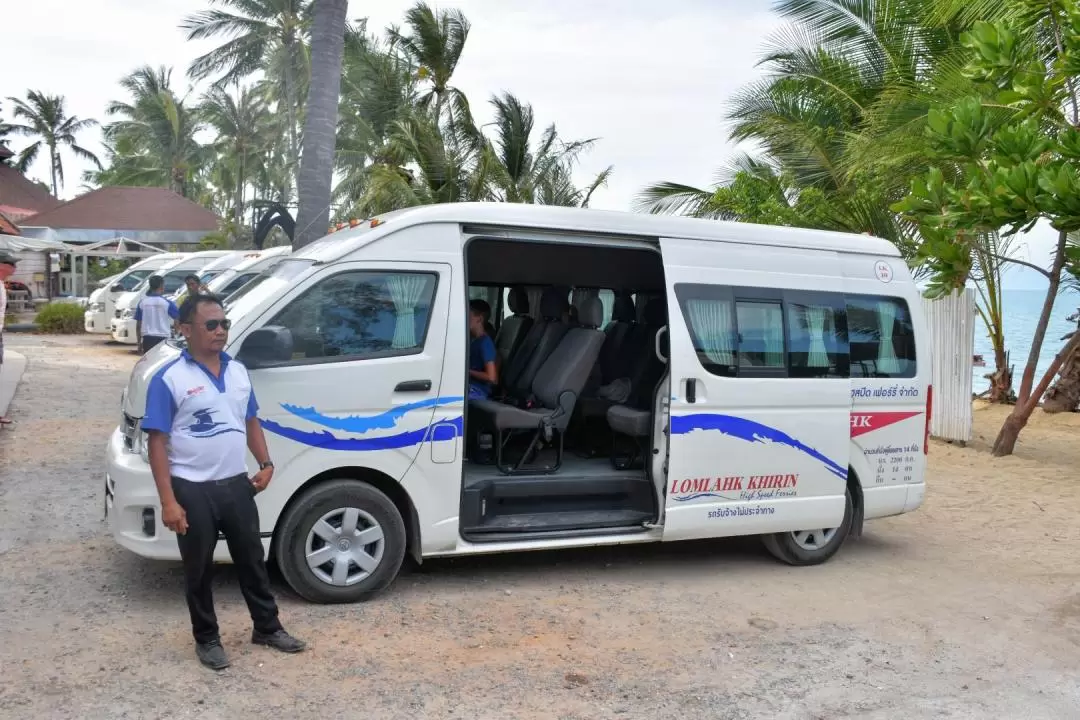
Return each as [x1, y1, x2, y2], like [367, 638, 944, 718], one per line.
[971, 288, 1080, 395]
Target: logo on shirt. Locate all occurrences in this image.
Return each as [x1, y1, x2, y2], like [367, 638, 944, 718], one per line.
[186, 409, 242, 438]
[186, 385, 206, 397]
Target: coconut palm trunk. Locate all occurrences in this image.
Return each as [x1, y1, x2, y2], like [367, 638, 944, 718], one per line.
[295, 0, 348, 248]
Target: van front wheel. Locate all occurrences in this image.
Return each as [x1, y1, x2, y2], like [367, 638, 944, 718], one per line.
[276, 479, 406, 603]
[761, 489, 852, 566]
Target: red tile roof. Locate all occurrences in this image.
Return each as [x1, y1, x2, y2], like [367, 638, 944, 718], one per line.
[21, 186, 219, 231]
[0, 163, 62, 220]
[0, 209, 19, 235]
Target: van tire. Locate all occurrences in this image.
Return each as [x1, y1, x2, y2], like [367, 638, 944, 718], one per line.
[761, 489, 853, 566]
[275, 479, 407, 604]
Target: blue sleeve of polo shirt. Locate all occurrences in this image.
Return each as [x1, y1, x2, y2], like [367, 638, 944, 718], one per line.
[134, 302, 143, 321]
[141, 371, 177, 433]
[167, 300, 179, 319]
[246, 386, 259, 420]
[481, 335, 496, 364]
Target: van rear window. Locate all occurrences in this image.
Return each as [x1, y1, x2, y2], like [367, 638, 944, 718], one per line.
[675, 285, 916, 379]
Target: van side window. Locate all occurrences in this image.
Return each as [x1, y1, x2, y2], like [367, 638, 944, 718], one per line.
[786, 293, 848, 378]
[269, 271, 437, 361]
[846, 296, 916, 378]
[736, 300, 785, 370]
[674, 285, 738, 377]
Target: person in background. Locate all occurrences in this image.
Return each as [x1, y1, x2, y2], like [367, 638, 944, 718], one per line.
[135, 275, 179, 354]
[0, 251, 17, 426]
[143, 294, 305, 669]
[468, 298, 497, 399]
[184, 274, 211, 297]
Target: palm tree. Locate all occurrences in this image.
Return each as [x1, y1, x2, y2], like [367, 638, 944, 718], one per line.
[485, 92, 612, 206]
[294, 0, 348, 248]
[201, 84, 267, 228]
[5, 91, 100, 196]
[388, 2, 473, 130]
[102, 66, 205, 197]
[182, 0, 312, 179]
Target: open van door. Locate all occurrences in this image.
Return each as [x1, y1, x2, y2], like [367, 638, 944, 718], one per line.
[658, 237, 850, 542]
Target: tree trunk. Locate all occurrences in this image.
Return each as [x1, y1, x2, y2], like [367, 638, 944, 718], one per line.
[49, 143, 59, 197]
[1042, 337, 1080, 413]
[986, 347, 1014, 404]
[283, 37, 302, 189]
[294, 0, 348, 249]
[992, 330, 1080, 455]
[991, 229, 1069, 454]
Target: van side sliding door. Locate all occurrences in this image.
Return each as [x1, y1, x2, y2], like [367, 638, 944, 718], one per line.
[658, 237, 849, 542]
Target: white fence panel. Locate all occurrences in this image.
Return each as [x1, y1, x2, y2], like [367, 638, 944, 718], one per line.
[922, 289, 975, 443]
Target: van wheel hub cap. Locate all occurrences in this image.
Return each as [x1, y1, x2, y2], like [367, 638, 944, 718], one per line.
[305, 507, 385, 587]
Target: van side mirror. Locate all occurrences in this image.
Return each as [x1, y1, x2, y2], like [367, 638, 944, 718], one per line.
[238, 326, 294, 369]
[110, 284, 125, 293]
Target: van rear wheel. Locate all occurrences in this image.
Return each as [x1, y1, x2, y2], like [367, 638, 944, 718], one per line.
[276, 479, 406, 603]
[761, 489, 853, 566]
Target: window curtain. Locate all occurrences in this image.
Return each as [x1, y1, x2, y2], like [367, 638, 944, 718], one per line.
[806, 305, 829, 368]
[687, 299, 734, 364]
[876, 300, 900, 373]
[571, 287, 600, 323]
[763, 306, 784, 366]
[526, 287, 544, 320]
[386, 274, 429, 349]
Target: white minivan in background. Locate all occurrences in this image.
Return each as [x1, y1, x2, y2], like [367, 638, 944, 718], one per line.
[204, 245, 292, 303]
[167, 250, 263, 308]
[109, 251, 233, 345]
[84, 253, 182, 334]
[106, 204, 931, 604]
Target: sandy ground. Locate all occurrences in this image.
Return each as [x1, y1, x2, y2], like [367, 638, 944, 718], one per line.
[0, 335, 1078, 719]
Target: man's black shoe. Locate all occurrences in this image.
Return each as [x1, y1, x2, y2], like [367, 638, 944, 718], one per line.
[195, 640, 230, 670]
[252, 629, 307, 653]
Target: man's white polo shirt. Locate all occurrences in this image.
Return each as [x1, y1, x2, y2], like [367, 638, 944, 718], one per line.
[134, 293, 179, 339]
[142, 350, 259, 482]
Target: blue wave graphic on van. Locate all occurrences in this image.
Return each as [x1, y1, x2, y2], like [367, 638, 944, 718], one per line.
[261, 416, 462, 451]
[260, 395, 464, 451]
[281, 396, 464, 434]
[670, 413, 847, 480]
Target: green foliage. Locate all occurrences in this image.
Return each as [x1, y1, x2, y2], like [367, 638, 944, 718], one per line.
[35, 303, 85, 334]
[5, 90, 100, 195]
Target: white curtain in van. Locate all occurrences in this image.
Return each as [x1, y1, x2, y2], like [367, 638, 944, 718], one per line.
[763, 306, 785, 366]
[387, 274, 429, 349]
[876, 300, 900, 373]
[571, 288, 600, 324]
[687, 299, 734, 364]
[526, 287, 544, 320]
[806, 305, 829, 367]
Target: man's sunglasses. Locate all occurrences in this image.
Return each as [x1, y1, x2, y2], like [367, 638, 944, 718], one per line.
[183, 319, 232, 331]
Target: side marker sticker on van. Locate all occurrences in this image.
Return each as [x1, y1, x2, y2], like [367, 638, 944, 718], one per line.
[260, 396, 464, 451]
[670, 414, 847, 481]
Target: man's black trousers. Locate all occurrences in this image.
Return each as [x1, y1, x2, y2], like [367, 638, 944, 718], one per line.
[171, 474, 283, 643]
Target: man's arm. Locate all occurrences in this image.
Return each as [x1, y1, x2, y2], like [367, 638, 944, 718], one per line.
[141, 374, 187, 533]
[245, 386, 274, 492]
[134, 304, 143, 344]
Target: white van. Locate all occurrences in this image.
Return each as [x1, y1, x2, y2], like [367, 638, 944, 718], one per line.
[110, 251, 233, 344]
[204, 245, 292, 302]
[106, 204, 930, 603]
[84, 254, 183, 334]
[167, 250, 264, 307]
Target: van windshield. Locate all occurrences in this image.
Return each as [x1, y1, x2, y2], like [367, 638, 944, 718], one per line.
[226, 258, 315, 319]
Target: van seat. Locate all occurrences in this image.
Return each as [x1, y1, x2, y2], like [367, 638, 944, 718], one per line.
[606, 404, 651, 437]
[495, 286, 533, 367]
[500, 287, 570, 400]
[471, 297, 606, 474]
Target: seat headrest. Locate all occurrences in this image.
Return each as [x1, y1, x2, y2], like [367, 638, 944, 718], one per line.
[508, 286, 529, 315]
[643, 296, 667, 326]
[612, 294, 636, 323]
[579, 296, 604, 328]
[539, 287, 569, 319]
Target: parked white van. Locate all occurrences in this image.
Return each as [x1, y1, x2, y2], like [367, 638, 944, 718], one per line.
[110, 251, 233, 344]
[167, 250, 264, 307]
[205, 245, 292, 302]
[106, 204, 930, 603]
[84, 253, 183, 334]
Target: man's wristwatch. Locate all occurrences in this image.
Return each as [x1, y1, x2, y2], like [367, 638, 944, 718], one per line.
[259, 461, 274, 470]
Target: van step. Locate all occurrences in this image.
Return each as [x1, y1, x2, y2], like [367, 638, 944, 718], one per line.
[465, 508, 654, 534]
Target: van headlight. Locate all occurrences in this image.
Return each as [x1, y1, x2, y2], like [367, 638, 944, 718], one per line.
[121, 308, 135, 319]
[89, 302, 105, 312]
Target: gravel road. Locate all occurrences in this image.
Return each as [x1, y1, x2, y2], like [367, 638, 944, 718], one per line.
[0, 335, 1078, 719]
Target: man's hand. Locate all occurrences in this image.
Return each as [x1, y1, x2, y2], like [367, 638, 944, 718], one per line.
[162, 500, 188, 535]
[251, 466, 274, 493]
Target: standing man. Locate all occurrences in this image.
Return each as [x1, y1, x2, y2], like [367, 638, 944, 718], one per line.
[183, 274, 211, 297]
[142, 294, 305, 669]
[135, 275, 178, 354]
[0, 251, 16, 426]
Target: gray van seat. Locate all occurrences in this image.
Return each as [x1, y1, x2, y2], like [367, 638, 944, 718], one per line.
[501, 288, 570, 400]
[471, 297, 606, 474]
[606, 404, 652, 437]
[495, 286, 533, 366]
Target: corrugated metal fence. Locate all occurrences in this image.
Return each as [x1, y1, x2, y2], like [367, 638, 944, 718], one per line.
[922, 289, 975, 443]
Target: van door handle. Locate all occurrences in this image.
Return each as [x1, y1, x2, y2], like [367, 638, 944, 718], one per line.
[686, 379, 697, 404]
[394, 380, 432, 392]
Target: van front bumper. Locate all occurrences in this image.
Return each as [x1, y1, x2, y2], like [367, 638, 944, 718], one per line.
[105, 427, 263, 563]
[110, 318, 137, 344]
[84, 310, 109, 334]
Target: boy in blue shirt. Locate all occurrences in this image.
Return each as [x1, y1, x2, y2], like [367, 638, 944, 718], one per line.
[468, 299, 497, 399]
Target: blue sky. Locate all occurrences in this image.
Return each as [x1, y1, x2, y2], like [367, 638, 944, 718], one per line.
[1, 0, 1061, 289]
